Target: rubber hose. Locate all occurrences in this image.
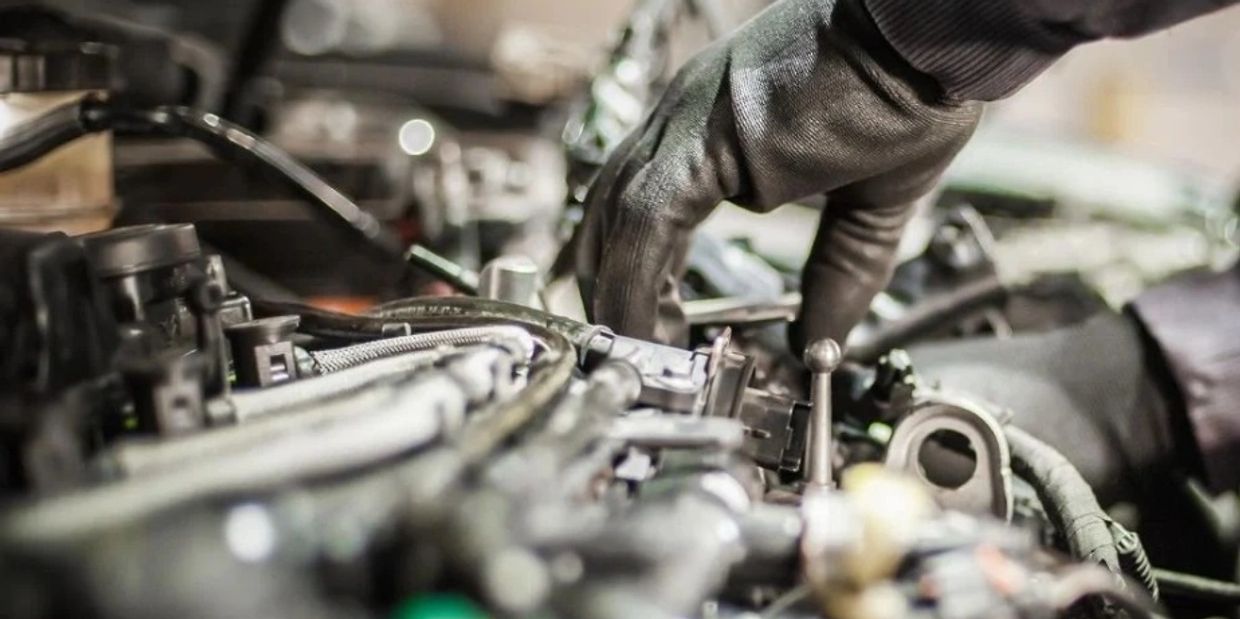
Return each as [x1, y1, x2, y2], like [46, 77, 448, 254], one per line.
[254, 297, 580, 466]
[0, 97, 92, 172]
[1153, 568, 1240, 604]
[253, 297, 605, 350]
[370, 297, 606, 349]
[116, 345, 516, 475]
[848, 275, 1008, 364]
[454, 327, 575, 464]
[222, 348, 447, 423]
[0, 95, 475, 291]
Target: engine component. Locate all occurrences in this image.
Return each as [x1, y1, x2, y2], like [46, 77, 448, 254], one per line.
[477, 255, 541, 307]
[0, 40, 115, 234]
[81, 223, 228, 397]
[118, 349, 207, 435]
[225, 316, 301, 388]
[883, 392, 1014, 520]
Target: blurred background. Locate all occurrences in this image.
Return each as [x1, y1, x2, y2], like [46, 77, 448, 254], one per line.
[4, 0, 1238, 316]
[31, 0, 1239, 174]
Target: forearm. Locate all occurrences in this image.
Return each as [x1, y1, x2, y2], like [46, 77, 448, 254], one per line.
[1131, 263, 1240, 493]
[862, 0, 1240, 101]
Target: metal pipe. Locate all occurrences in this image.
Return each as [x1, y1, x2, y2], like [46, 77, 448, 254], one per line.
[803, 338, 841, 488]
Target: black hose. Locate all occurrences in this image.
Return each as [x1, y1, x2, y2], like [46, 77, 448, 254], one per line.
[1004, 427, 1123, 576]
[405, 244, 480, 295]
[92, 103, 405, 257]
[1153, 568, 1240, 604]
[252, 296, 583, 463]
[370, 296, 607, 348]
[0, 97, 92, 172]
[221, 0, 291, 124]
[252, 296, 606, 350]
[848, 275, 1008, 364]
[0, 95, 476, 292]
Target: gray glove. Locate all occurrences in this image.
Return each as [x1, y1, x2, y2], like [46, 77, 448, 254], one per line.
[573, 0, 982, 350]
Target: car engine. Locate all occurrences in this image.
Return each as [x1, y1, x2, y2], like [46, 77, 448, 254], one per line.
[0, 2, 1237, 619]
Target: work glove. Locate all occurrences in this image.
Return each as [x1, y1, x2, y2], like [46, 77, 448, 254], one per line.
[573, 0, 982, 350]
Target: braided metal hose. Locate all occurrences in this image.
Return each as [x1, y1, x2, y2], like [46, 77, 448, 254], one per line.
[212, 349, 444, 424]
[109, 345, 521, 477]
[308, 325, 534, 374]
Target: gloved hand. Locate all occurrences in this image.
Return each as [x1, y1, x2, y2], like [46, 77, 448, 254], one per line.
[573, 0, 982, 350]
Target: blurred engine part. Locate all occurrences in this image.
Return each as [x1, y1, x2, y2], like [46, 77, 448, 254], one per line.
[0, 40, 116, 234]
[940, 128, 1240, 305]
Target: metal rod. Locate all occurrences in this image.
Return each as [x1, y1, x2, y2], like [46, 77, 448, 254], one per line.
[803, 338, 841, 487]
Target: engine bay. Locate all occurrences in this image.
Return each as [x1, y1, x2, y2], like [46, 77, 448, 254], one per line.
[1, 2, 1238, 618]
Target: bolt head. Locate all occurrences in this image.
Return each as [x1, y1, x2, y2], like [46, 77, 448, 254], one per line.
[803, 338, 843, 373]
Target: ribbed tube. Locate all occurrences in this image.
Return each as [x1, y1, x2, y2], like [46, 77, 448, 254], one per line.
[1005, 427, 1122, 576]
[309, 326, 534, 374]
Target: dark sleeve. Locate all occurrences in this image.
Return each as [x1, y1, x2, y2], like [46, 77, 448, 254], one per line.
[1130, 263, 1240, 493]
[860, 0, 1240, 101]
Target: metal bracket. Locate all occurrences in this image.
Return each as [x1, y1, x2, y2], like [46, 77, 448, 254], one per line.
[883, 394, 1013, 521]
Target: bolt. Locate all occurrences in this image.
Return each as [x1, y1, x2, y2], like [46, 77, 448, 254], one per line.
[803, 338, 842, 487]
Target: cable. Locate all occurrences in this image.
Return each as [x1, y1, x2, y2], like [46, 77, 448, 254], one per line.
[1047, 564, 1163, 619]
[1111, 520, 1160, 600]
[0, 97, 92, 172]
[404, 244, 480, 295]
[253, 296, 606, 350]
[1004, 426, 1123, 576]
[1153, 568, 1240, 604]
[0, 95, 478, 292]
[848, 275, 1008, 364]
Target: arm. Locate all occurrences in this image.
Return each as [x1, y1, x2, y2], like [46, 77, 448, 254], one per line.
[865, 0, 1240, 101]
[573, 0, 1239, 352]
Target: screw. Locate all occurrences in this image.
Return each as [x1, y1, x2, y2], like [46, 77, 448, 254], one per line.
[803, 338, 842, 488]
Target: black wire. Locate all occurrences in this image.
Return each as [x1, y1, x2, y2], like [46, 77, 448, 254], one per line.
[0, 97, 93, 173]
[1153, 568, 1240, 604]
[0, 95, 479, 293]
[1004, 426, 1124, 576]
[221, 0, 291, 125]
[847, 275, 1008, 364]
[404, 244, 479, 295]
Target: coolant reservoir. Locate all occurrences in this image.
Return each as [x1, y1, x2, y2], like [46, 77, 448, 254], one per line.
[0, 40, 116, 234]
